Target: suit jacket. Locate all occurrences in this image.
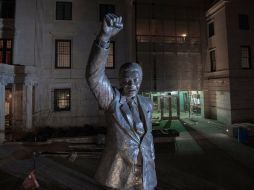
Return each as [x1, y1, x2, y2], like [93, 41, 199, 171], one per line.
[86, 42, 157, 190]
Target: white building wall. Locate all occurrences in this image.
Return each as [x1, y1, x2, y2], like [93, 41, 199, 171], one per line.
[226, 0, 254, 123]
[205, 0, 232, 124]
[13, 0, 134, 128]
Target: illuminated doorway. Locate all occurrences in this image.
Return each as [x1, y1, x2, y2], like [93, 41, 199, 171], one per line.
[179, 91, 202, 118]
[142, 91, 180, 128]
[160, 95, 180, 120]
[142, 91, 203, 127]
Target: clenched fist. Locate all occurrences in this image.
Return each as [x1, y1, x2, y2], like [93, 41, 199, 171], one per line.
[99, 13, 123, 42]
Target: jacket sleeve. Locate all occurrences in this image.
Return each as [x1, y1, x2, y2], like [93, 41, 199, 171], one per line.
[86, 42, 114, 110]
[148, 99, 155, 159]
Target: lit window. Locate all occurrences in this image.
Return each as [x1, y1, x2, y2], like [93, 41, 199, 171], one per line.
[209, 49, 216, 72]
[99, 4, 115, 21]
[0, 39, 12, 64]
[54, 89, 71, 111]
[241, 46, 251, 69]
[56, 2, 72, 20]
[208, 22, 214, 37]
[55, 40, 71, 68]
[0, 0, 15, 18]
[106, 42, 115, 69]
[239, 14, 249, 30]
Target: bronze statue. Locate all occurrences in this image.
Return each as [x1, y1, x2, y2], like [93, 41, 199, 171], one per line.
[86, 14, 157, 190]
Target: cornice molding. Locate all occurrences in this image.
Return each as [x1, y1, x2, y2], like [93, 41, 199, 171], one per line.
[206, 0, 230, 18]
[0, 74, 14, 86]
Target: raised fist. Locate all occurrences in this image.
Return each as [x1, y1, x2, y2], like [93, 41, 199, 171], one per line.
[99, 14, 123, 42]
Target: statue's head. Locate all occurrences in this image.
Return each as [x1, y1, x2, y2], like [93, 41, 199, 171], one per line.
[119, 62, 143, 98]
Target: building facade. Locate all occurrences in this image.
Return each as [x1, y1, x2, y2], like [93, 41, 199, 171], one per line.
[0, 0, 254, 137]
[205, 0, 254, 124]
[0, 0, 135, 133]
[135, 0, 207, 123]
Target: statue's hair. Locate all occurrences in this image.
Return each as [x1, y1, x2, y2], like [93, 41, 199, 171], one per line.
[119, 62, 143, 79]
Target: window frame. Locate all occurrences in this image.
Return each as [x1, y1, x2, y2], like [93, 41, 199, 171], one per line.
[0, 0, 15, 19]
[106, 41, 115, 69]
[0, 39, 13, 65]
[240, 46, 251, 69]
[54, 88, 71, 112]
[208, 22, 215, 38]
[56, 1, 72, 20]
[209, 49, 216, 72]
[55, 39, 72, 69]
[239, 14, 249, 30]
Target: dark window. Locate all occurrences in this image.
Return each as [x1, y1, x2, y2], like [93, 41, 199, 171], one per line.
[208, 0, 216, 5]
[99, 4, 115, 21]
[55, 40, 71, 68]
[208, 22, 214, 37]
[0, 0, 15, 18]
[241, 46, 251, 69]
[0, 39, 12, 64]
[54, 89, 71, 111]
[239, 14, 249, 30]
[210, 49, 216, 72]
[106, 42, 115, 69]
[56, 2, 72, 20]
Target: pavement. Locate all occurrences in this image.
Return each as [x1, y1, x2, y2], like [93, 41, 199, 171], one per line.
[1, 118, 254, 190]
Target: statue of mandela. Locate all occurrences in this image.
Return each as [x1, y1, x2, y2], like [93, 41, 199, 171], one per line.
[86, 13, 157, 190]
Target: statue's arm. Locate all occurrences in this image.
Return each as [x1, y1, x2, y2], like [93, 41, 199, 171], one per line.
[86, 42, 113, 110]
[86, 14, 123, 110]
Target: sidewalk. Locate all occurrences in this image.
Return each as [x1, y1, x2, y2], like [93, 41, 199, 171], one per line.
[1, 119, 254, 190]
[0, 144, 102, 190]
[181, 117, 254, 172]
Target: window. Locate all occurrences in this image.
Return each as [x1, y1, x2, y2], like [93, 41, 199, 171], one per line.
[241, 46, 251, 69]
[0, 39, 12, 64]
[99, 4, 115, 21]
[208, 0, 216, 5]
[239, 14, 249, 30]
[54, 89, 71, 111]
[106, 42, 115, 69]
[209, 49, 216, 72]
[208, 22, 214, 37]
[56, 2, 72, 20]
[0, 0, 15, 18]
[55, 40, 71, 68]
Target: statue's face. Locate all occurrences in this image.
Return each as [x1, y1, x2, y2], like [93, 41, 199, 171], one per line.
[120, 70, 142, 98]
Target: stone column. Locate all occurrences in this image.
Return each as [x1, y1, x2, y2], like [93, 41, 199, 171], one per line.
[25, 83, 33, 129]
[11, 84, 16, 128]
[0, 82, 5, 132]
[0, 75, 14, 143]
